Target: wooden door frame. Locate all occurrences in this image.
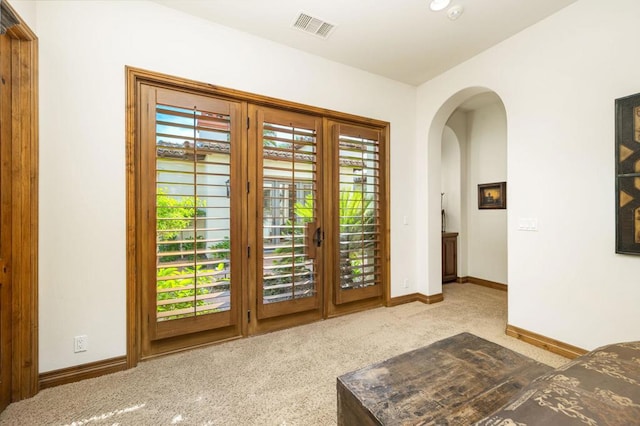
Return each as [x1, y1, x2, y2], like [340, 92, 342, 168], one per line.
[1, 0, 39, 402]
[127, 67, 390, 367]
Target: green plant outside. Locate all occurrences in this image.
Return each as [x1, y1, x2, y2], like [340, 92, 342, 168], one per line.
[156, 190, 220, 319]
[270, 187, 376, 295]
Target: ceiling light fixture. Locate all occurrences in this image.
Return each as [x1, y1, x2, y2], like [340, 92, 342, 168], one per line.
[447, 5, 464, 20]
[429, 0, 451, 12]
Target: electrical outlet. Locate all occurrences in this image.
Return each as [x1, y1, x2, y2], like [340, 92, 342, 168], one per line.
[403, 278, 409, 288]
[74, 335, 88, 353]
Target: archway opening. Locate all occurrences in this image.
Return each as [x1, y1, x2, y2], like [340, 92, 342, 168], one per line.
[425, 88, 508, 301]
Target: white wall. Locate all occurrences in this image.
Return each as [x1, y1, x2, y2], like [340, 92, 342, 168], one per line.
[417, 0, 640, 350]
[20, 0, 640, 372]
[8, 0, 35, 28]
[19, 0, 416, 372]
[444, 111, 469, 277]
[466, 102, 508, 284]
[441, 127, 461, 236]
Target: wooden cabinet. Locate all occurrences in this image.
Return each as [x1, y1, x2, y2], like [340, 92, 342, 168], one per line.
[442, 232, 458, 283]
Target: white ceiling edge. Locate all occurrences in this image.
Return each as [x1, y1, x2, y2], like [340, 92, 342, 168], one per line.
[150, 0, 580, 86]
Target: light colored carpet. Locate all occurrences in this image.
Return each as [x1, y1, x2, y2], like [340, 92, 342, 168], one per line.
[0, 283, 569, 425]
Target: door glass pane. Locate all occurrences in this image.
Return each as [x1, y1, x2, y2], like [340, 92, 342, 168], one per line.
[155, 105, 232, 321]
[262, 122, 317, 304]
[338, 133, 381, 290]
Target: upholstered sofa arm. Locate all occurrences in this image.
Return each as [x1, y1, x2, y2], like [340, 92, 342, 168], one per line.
[475, 341, 640, 426]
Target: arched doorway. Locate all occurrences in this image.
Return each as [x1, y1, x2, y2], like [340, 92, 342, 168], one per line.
[421, 88, 508, 300]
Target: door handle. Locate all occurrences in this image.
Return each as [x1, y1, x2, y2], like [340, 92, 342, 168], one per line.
[305, 223, 322, 259]
[313, 226, 323, 247]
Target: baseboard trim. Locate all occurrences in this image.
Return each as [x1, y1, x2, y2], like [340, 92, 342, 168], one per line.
[39, 356, 128, 390]
[387, 293, 418, 306]
[458, 276, 508, 292]
[388, 292, 444, 306]
[506, 325, 587, 359]
[418, 293, 444, 304]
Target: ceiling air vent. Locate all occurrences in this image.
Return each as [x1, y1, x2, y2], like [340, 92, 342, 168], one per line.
[292, 12, 336, 39]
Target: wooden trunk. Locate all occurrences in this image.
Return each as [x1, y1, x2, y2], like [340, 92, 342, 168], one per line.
[337, 333, 552, 425]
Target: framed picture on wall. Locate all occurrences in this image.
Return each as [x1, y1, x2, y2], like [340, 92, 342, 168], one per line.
[615, 93, 640, 255]
[478, 182, 506, 209]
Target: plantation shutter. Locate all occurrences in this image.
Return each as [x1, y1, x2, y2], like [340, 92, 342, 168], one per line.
[133, 71, 390, 358]
[142, 86, 241, 340]
[332, 123, 384, 305]
[251, 106, 323, 320]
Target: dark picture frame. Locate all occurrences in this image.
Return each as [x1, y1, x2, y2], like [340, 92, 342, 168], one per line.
[615, 93, 640, 255]
[478, 182, 506, 209]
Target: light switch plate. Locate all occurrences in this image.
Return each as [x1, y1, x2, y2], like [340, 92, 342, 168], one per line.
[518, 218, 538, 231]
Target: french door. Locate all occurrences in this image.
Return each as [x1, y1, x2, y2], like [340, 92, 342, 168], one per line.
[330, 122, 384, 306]
[133, 76, 387, 357]
[249, 106, 324, 329]
[139, 85, 244, 355]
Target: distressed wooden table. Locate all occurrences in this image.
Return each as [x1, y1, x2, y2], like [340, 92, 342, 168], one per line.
[337, 332, 552, 425]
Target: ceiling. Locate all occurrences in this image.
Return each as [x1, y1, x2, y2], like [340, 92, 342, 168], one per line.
[152, 0, 578, 86]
